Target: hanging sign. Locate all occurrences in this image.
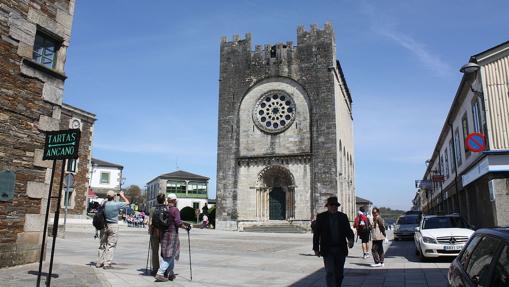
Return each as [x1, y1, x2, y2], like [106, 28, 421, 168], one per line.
[465, 132, 486, 153]
[42, 129, 81, 160]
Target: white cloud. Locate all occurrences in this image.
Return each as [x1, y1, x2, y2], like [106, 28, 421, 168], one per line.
[359, 1, 453, 78]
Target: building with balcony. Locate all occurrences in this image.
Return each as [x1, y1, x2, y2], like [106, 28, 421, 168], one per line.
[416, 41, 509, 228]
[146, 170, 209, 211]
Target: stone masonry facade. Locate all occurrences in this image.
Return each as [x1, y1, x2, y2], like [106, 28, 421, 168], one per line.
[0, 0, 76, 267]
[57, 104, 95, 216]
[216, 23, 356, 230]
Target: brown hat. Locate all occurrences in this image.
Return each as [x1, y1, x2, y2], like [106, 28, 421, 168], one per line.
[325, 196, 341, 207]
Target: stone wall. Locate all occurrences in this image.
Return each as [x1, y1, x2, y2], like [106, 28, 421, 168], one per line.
[216, 23, 355, 230]
[57, 104, 95, 216]
[0, 0, 76, 268]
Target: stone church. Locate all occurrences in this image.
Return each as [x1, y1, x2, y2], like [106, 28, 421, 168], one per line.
[216, 23, 355, 231]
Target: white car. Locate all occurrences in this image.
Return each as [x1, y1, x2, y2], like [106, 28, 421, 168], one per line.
[414, 215, 474, 260]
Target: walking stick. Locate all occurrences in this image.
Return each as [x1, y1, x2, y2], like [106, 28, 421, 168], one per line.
[187, 229, 192, 281]
[145, 236, 151, 275]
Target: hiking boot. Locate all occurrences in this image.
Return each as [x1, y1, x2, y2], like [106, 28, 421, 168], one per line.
[155, 274, 168, 282]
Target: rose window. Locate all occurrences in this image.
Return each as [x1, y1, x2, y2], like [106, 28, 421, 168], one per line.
[253, 91, 296, 133]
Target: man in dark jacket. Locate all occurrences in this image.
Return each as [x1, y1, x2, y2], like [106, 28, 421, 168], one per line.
[313, 196, 354, 287]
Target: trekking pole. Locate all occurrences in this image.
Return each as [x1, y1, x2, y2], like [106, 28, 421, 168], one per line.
[145, 236, 151, 275]
[187, 228, 192, 281]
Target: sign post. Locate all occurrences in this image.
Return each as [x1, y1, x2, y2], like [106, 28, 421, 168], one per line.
[36, 129, 80, 287]
[63, 173, 74, 238]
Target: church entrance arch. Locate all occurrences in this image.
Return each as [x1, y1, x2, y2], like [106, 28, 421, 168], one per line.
[256, 166, 295, 221]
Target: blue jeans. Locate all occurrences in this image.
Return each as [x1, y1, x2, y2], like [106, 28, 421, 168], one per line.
[157, 256, 175, 276]
[323, 247, 346, 287]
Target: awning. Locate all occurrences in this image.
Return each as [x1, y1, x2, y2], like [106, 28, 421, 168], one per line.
[87, 187, 97, 198]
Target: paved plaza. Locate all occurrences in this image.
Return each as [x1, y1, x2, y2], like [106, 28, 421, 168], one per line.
[0, 226, 451, 287]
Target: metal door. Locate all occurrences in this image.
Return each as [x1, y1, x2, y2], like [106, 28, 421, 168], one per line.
[269, 187, 286, 220]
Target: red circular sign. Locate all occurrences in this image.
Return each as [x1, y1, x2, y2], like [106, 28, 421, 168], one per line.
[465, 132, 486, 152]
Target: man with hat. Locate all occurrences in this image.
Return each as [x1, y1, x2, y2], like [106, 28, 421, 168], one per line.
[313, 196, 354, 287]
[97, 190, 130, 269]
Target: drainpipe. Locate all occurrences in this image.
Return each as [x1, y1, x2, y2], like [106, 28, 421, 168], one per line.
[449, 122, 461, 217]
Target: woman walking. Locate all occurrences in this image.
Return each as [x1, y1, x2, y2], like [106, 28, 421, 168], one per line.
[370, 207, 386, 267]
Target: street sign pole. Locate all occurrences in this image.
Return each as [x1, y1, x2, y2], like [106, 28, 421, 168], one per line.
[36, 160, 56, 287]
[36, 128, 81, 286]
[62, 174, 74, 239]
[46, 159, 66, 286]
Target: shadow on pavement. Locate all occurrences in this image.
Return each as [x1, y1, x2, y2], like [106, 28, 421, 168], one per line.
[287, 267, 449, 287]
[385, 240, 456, 264]
[26, 270, 59, 278]
[298, 253, 315, 256]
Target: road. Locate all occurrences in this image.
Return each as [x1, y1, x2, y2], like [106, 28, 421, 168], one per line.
[1, 227, 452, 286]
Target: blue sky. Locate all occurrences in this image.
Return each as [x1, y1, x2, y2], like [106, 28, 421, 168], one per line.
[64, 0, 509, 210]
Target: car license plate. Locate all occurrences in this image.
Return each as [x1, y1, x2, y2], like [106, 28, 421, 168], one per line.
[444, 245, 463, 251]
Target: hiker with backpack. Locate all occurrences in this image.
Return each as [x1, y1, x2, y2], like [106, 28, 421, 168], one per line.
[353, 207, 371, 259]
[95, 190, 130, 269]
[155, 193, 191, 282]
[148, 193, 167, 275]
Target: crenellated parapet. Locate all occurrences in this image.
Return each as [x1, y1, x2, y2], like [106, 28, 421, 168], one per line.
[220, 22, 335, 69]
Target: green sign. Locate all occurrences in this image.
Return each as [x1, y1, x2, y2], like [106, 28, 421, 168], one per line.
[43, 129, 81, 160]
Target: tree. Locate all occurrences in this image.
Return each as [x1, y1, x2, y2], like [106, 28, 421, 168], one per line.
[125, 185, 144, 205]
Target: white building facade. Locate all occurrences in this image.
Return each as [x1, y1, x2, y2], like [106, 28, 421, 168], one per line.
[146, 170, 209, 211]
[89, 158, 124, 199]
[417, 41, 509, 228]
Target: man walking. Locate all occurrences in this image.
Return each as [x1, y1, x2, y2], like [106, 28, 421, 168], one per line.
[148, 193, 167, 275]
[353, 207, 370, 259]
[370, 207, 386, 267]
[313, 196, 354, 287]
[97, 190, 130, 269]
[155, 193, 191, 282]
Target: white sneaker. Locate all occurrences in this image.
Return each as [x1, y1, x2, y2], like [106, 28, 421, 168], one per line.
[381, 263, 384, 267]
[362, 254, 366, 259]
[365, 254, 370, 258]
[370, 263, 382, 267]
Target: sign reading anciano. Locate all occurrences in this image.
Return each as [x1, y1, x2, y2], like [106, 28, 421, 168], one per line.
[43, 129, 81, 160]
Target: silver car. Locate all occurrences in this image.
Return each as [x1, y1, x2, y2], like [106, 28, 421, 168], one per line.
[394, 215, 420, 240]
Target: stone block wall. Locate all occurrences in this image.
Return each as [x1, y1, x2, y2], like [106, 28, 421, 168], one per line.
[0, 0, 76, 268]
[216, 23, 355, 230]
[56, 104, 95, 216]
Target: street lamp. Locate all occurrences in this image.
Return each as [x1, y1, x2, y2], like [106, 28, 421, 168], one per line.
[460, 62, 480, 74]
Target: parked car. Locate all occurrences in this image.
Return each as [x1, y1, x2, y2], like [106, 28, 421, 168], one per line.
[394, 215, 420, 240]
[448, 228, 509, 287]
[414, 215, 474, 260]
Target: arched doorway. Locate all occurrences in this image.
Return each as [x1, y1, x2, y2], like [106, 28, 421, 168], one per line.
[256, 166, 295, 221]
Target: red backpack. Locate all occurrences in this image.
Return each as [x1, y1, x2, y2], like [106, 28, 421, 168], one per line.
[355, 214, 369, 232]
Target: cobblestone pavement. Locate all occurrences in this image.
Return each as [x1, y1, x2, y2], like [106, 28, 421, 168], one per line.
[0, 227, 451, 286]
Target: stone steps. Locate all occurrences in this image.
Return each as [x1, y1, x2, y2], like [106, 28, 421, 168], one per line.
[242, 224, 308, 233]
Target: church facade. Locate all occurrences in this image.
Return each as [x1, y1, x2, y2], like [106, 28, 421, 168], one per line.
[216, 23, 355, 230]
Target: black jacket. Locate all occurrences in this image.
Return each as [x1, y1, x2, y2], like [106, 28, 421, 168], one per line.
[313, 211, 354, 256]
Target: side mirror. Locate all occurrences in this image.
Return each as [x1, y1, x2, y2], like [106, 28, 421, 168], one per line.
[415, 227, 420, 232]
